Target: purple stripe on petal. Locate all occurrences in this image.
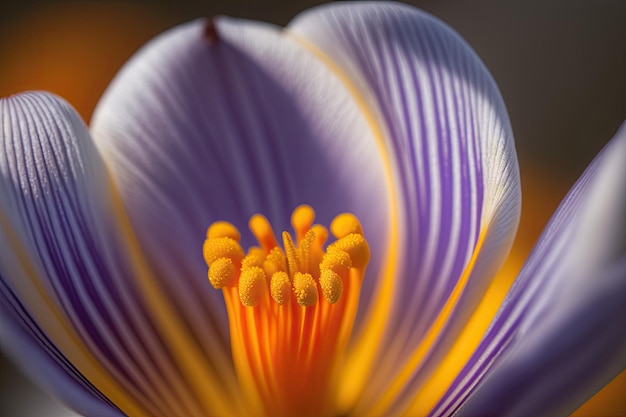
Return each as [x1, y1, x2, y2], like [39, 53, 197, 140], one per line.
[0, 275, 122, 416]
[1, 92, 240, 416]
[289, 3, 519, 410]
[5, 94, 163, 407]
[437, 124, 626, 417]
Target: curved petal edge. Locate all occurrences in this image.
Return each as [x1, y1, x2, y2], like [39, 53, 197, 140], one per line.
[441, 122, 626, 417]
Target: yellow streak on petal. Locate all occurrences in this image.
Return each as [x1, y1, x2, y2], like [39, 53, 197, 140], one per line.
[406, 240, 522, 415]
[106, 177, 242, 416]
[285, 32, 400, 414]
[363, 230, 487, 417]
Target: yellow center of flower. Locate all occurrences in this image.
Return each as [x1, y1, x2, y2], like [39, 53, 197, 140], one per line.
[203, 205, 369, 417]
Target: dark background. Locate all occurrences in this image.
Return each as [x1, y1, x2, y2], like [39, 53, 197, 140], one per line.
[0, 0, 625, 415]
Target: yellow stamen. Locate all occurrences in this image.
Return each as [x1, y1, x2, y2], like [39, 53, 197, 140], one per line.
[329, 233, 370, 269]
[203, 236, 244, 264]
[299, 229, 317, 274]
[292, 204, 315, 242]
[242, 251, 265, 269]
[238, 266, 267, 307]
[320, 250, 352, 274]
[203, 207, 370, 416]
[207, 257, 235, 289]
[270, 271, 291, 305]
[207, 221, 241, 241]
[282, 231, 300, 277]
[311, 224, 329, 246]
[330, 212, 363, 238]
[264, 247, 287, 277]
[249, 214, 277, 251]
[319, 269, 343, 304]
[293, 272, 318, 307]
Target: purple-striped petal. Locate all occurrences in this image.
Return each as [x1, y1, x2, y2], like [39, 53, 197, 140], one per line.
[288, 3, 520, 412]
[0, 294, 121, 417]
[0, 92, 134, 416]
[0, 92, 241, 417]
[436, 124, 626, 417]
[90, 17, 390, 350]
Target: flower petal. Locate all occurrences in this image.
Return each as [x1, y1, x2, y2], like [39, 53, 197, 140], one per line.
[0, 92, 146, 415]
[288, 2, 520, 412]
[0, 92, 240, 416]
[435, 124, 626, 417]
[0, 293, 122, 417]
[90, 15, 390, 366]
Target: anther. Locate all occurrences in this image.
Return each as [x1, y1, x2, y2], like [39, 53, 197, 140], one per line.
[203, 237, 244, 265]
[330, 213, 363, 238]
[242, 250, 264, 269]
[239, 267, 267, 307]
[264, 247, 287, 277]
[319, 269, 343, 304]
[270, 271, 291, 305]
[207, 221, 240, 241]
[293, 272, 318, 307]
[208, 257, 235, 289]
[320, 250, 352, 275]
[328, 233, 370, 269]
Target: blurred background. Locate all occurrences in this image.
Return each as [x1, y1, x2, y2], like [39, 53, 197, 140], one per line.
[0, 0, 625, 415]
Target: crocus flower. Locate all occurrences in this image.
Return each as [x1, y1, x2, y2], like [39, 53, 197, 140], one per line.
[0, 2, 624, 416]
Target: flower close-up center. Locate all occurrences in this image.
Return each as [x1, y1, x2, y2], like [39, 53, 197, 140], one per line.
[203, 205, 369, 416]
[0, 2, 625, 416]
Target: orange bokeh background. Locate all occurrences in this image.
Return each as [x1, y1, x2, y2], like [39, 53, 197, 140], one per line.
[0, 2, 175, 121]
[0, 2, 624, 416]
